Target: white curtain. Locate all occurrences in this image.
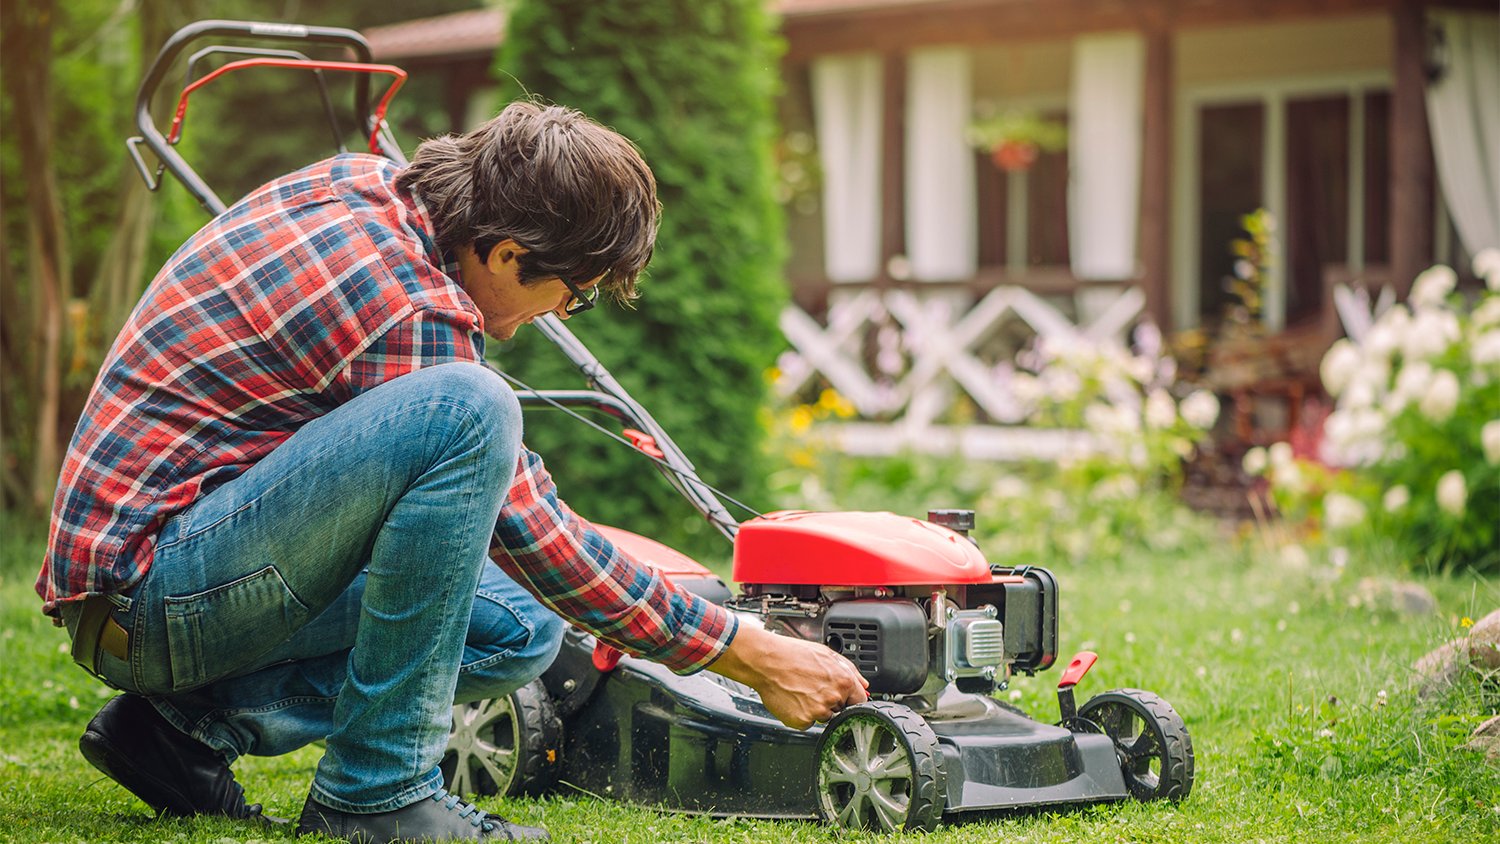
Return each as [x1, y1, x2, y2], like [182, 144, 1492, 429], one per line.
[905, 48, 977, 281]
[812, 54, 884, 282]
[1427, 11, 1500, 256]
[1069, 33, 1145, 281]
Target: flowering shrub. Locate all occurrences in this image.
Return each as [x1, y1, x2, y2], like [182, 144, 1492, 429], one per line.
[1247, 250, 1500, 573]
[1009, 324, 1220, 490]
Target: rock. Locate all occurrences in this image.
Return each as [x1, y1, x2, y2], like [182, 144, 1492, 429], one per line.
[1468, 609, 1500, 671]
[1414, 639, 1470, 698]
[1461, 715, 1500, 763]
[1352, 577, 1438, 616]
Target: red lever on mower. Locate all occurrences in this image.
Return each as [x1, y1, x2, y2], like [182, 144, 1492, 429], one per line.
[622, 428, 666, 459]
[1055, 650, 1098, 724]
[592, 641, 624, 673]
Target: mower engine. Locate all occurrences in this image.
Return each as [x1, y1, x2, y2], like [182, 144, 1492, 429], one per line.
[730, 509, 1057, 706]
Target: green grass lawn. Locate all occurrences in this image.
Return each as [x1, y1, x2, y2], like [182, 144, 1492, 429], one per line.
[3, 506, 1497, 843]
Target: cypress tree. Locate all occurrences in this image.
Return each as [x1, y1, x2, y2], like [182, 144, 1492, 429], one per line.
[494, 0, 787, 557]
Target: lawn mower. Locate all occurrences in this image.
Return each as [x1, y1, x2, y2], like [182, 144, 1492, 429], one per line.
[130, 20, 1195, 833]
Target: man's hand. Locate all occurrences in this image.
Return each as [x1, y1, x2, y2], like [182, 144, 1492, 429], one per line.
[710, 622, 869, 729]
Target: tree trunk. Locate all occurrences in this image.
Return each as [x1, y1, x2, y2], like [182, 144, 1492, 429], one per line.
[89, 0, 182, 349]
[1, 0, 71, 515]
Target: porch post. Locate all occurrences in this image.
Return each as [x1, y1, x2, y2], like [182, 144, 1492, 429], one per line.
[1390, 0, 1435, 296]
[881, 52, 907, 276]
[1140, 25, 1173, 331]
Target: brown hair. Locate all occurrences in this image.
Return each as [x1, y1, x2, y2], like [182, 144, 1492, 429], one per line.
[395, 101, 659, 302]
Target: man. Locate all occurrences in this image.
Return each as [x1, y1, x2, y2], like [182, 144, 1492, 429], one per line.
[38, 101, 867, 842]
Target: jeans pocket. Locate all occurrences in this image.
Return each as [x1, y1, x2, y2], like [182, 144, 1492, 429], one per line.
[163, 565, 311, 692]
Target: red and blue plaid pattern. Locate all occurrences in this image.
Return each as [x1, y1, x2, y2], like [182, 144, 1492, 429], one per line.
[38, 153, 734, 674]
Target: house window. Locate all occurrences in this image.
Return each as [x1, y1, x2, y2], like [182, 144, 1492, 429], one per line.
[1197, 102, 1264, 326]
[1285, 94, 1350, 326]
[1190, 88, 1395, 329]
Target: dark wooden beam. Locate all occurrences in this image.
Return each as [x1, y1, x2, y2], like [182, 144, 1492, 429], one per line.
[880, 52, 906, 274]
[1389, 0, 1434, 295]
[781, 0, 1402, 62]
[1139, 24, 1174, 331]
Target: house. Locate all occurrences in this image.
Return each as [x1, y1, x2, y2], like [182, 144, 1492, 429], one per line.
[366, 1, 1498, 456]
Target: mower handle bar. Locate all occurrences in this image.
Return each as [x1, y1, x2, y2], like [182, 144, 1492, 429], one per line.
[535, 315, 742, 541]
[130, 20, 400, 215]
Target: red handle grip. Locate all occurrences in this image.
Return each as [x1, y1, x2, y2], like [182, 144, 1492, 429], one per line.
[1056, 651, 1098, 689]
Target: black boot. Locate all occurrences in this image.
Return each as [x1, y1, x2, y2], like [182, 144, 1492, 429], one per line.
[296, 789, 550, 842]
[79, 694, 276, 821]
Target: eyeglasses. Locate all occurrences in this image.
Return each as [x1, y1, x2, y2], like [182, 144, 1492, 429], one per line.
[559, 276, 599, 315]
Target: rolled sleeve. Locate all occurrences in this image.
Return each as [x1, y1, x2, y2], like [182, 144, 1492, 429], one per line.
[489, 448, 737, 674]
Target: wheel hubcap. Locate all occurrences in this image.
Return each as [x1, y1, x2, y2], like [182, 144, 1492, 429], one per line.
[818, 718, 914, 831]
[445, 697, 520, 797]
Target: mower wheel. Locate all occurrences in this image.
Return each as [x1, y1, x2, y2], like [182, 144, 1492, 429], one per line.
[814, 701, 946, 832]
[1077, 688, 1194, 802]
[441, 679, 562, 798]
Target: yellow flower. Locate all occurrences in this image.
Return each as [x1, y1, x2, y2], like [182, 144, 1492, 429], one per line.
[1461, 616, 1475, 628]
[789, 406, 815, 435]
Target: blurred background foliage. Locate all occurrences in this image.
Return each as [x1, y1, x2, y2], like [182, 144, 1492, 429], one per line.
[1, 0, 786, 560]
[489, 0, 787, 557]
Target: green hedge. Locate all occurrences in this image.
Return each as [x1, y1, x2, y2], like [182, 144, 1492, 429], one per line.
[494, 0, 787, 558]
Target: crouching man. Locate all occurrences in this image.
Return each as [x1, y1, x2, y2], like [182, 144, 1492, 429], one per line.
[38, 101, 867, 842]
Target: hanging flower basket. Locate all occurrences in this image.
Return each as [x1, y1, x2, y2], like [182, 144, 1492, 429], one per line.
[967, 110, 1067, 172]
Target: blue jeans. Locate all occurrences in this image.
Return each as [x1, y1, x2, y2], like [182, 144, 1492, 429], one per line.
[89, 363, 565, 813]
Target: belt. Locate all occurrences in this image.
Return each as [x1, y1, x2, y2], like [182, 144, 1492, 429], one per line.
[68, 595, 130, 676]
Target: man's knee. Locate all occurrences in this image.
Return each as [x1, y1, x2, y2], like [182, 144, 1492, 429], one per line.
[457, 609, 566, 703]
[420, 362, 521, 439]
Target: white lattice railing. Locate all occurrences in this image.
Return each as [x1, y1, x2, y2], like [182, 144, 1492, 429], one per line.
[776, 284, 1146, 459]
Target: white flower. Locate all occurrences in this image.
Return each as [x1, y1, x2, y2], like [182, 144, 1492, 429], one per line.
[1043, 368, 1083, 402]
[1410, 265, 1457, 309]
[1473, 330, 1500, 368]
[1084, 402, 1115, 433]
[1180, 390, 1220, 429]
[1321, 408, 1390, 467]
[1269, 441, 1294, 469]
[1364, 320, 1401, 360]
[1145, 389, 1177, 429]
[1418, 369, 1460, 423]
[1279, 543, 1310, 571]
[1242, 446, 1268, 475]
[1393, 361, 1434, 406]
[1343, 378, 1378, 410]
[1474, 297, 1500, 331]
[1383, 485, 1409, 513]
[1125, 355, 1156, 384]
[1437, 470, 1467, 516]
[1320, 339, 1361, 397]
[1276, 461, 1307, 495]
[1483, 420, 1500, 465]
[1474, 248, 1500, 291]
[1010, 372, 1042, 404]
[1323, 493, 1367, 531]
[1401, 309, 1462, 361]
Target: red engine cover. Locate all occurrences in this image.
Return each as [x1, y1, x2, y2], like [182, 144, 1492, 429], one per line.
[732, 510, 991, 586]
[595, 524, 717, 581]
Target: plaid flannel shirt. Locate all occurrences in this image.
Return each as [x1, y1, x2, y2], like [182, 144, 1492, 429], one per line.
[37, 153, 734, 675]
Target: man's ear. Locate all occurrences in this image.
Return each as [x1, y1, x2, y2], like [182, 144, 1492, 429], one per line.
[486, 239, 527, 275]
